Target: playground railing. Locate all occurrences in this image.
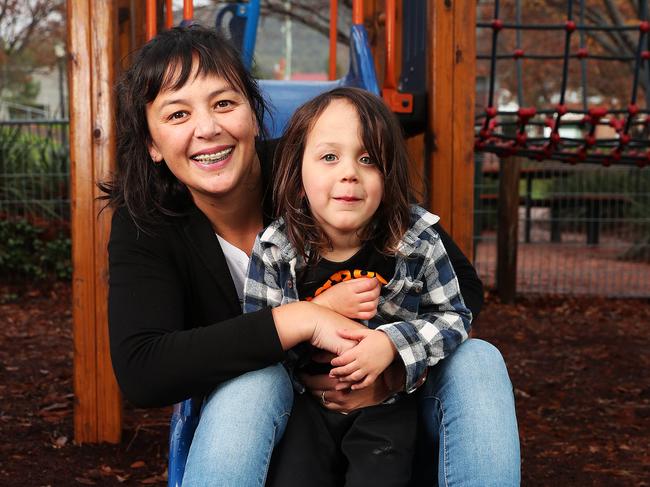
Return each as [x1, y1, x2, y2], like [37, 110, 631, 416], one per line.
[0, 119, 70, 223]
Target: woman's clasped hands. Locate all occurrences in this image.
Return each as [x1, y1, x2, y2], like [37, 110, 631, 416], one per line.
[306, 278, 401, 412]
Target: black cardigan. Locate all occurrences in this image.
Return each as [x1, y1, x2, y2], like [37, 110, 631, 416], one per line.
[108, 146, 483, 408]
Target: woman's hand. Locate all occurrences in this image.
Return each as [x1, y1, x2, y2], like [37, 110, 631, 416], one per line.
[300, 360, 406, 414]
[272, 302, 365, 356]
[308, 310, 366, 356]
[311, 278, 381, 320]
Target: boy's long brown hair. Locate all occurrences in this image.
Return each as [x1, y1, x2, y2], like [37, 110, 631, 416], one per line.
[273, 87, 413, 262]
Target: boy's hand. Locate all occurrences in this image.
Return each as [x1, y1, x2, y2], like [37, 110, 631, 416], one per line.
[299, 361, 406, 413]
[329, 328, 398, 390]
[311, 278, 380, 320]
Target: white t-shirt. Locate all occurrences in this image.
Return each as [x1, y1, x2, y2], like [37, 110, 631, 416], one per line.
[216, 234, 250, 304]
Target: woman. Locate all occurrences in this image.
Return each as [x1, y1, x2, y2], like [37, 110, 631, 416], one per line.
[103, 24, 520, 486]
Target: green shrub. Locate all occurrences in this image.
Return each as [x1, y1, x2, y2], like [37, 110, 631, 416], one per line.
[0, 125, 69, 220]
[0, 219, 71, 281]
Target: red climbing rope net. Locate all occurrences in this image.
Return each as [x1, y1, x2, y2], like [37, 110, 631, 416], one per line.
[475, 0, 649, 167]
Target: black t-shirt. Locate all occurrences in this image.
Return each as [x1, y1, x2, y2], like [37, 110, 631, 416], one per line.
[296, 243, 396, 375]
[297, 243, 396, 301]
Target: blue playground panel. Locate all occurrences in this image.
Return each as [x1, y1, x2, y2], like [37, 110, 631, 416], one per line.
[213, 0, 379, 138]
[168, 399, 201, 487]
[259, 24, 380, 138]
[215, 0, 260, 69]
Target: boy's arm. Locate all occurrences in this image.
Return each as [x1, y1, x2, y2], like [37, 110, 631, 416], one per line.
[331, 235, 472, 392]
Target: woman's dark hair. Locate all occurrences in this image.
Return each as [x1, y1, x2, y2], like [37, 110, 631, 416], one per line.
[273, 87, 413, 262]
[99, 24, 268, 226]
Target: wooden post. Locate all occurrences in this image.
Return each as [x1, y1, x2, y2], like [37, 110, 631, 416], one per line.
[427, 0, 476, 259]
[381, 0, 427, 197]
[496, 156, 521, 303]
[68, 0, 121, 443]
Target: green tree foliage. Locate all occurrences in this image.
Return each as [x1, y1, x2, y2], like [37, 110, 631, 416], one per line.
[0, 0, 66, 105]
[258, 0, 353, 44]
[477, 0, 647, 109]
[0, 125, 69, 219]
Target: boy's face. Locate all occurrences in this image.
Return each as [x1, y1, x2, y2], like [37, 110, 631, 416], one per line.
[301, 99, 384, 249]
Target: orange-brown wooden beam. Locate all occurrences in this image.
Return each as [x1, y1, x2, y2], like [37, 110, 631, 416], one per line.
[146, 0, 157, 40]
[68, 0, 121, 443]
[183, 0, 193, 20]
[427, 0, 476, 259]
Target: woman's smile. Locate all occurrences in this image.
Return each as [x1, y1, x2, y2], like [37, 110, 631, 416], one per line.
[190, 146, 234, 167]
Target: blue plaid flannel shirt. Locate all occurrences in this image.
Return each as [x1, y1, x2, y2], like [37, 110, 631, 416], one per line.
[243, 205, 472, 393]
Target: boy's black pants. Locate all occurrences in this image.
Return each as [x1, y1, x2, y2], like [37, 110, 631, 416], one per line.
[266, 392, 417, 487]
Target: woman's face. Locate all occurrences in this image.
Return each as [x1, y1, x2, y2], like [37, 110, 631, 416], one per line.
[145, 66, 259, 205]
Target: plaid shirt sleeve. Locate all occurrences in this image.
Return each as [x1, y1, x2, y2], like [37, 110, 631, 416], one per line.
[243, 234, 283, 314]
[377, 234, 472, 392]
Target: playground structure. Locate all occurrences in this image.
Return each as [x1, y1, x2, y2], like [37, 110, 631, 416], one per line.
[473, 0, 649, 302]
[476, 0, 650, 167]
[67, 0, 476, 444]
[64, 0, 650, 454]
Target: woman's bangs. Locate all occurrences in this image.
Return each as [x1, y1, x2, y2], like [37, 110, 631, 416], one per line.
[162, 52, 196, 92]
[194, 45, 248, 96]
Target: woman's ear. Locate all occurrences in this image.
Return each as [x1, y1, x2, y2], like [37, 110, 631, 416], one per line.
[148, 142, 163, 163]
[253, 116, 260, 137]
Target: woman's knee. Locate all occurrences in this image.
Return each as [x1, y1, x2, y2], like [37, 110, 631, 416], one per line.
[201, 364, 293, 429]
[442, 339, 511, 392]
[419, 338, 516, 420]
[185, 365, 294, 485]
[189, 364, 293, 461]
[455, 338, 506, 367]
[417, 339, 520, 485]
[224, 363, 293, 401]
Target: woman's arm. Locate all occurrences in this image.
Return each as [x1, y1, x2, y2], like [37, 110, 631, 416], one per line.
[244, 231, 364, 355]
[433, 223, 484, 318]
[109, 209, 360, 407]
[108, 209, 286, 407]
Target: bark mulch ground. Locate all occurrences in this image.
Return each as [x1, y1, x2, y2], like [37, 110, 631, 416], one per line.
[1, 282, 648, 486]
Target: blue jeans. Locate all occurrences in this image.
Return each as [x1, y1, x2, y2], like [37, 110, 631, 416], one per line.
[182, 364, 293, 487]
[412, 338, 521, 486]
[184, 340, 519, 486]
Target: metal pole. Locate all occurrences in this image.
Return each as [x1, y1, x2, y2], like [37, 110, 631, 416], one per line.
[285, 1, 292, 80]
[55, 43, 66, 119]
[329, 0, 338, 80]
[58, 57, 66, 118]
